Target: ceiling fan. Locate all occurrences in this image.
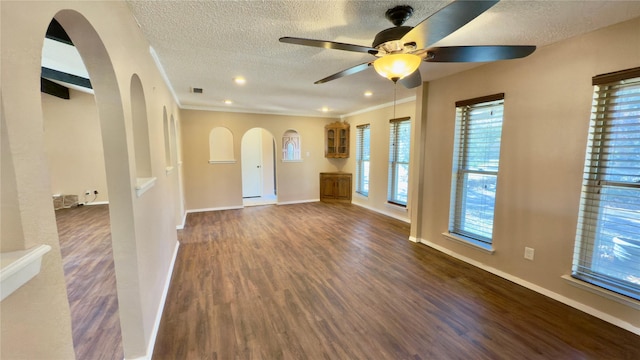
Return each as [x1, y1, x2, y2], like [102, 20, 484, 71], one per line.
[279, 0, 535, 89]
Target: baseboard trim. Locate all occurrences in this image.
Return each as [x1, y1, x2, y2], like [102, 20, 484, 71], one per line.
[128, 241, 180, 360]
[416, 237, 640, 336]
[352, 202, 410, 223]
[176, 212, 187, 230]
[84, 201, 109, 206]
[186, 205, 244, 214]
[277, 199, 319, 205]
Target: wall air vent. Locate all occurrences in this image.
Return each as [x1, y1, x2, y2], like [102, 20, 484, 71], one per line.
[191, 87, 203, 94]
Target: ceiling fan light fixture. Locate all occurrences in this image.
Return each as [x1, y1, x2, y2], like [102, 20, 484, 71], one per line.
[373, 53, 421, 82]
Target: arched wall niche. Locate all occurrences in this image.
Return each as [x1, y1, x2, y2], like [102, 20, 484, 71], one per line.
[282, 129, 301, 161]
[163, 106, 171, 170]
[130, 73, 152, 178]
[209, 126, 235, 163]
[170, 114, 178, 167]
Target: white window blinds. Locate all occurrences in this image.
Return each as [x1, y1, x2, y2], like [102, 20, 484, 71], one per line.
[356, 124, 371, 196]
[450, 94, 504, 244]
[388, 117, 411, 206]
[573, 67, 640, 301]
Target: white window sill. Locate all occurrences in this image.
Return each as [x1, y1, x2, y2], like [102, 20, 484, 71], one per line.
[208, 160, 236, 164]
[385, 202, 408, 211]
[135, 177, 157, 197]
[355, 192, 369, 199]
[1, 245, 52, 301]
[561, 275, 640, 310]
[281, 159, 303, 163]
[441, 232, 495, 254]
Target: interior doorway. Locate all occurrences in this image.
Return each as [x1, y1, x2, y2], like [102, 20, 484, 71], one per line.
[41, 16, 123, 359]
[241, 128, 277, 206]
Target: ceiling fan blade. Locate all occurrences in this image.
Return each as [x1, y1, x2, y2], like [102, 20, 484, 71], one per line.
[399, 70, 422, 89]
[279, 37, 377, 54]
[402, 0, 499, 50]
[315, 62, 373, 84]
[425, 45, 536, 62]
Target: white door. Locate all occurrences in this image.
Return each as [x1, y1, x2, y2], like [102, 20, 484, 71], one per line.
[241, 128, 263, 198]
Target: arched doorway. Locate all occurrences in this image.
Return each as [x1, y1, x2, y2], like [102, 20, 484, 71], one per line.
[45, 10, 147, 359]
[241, 128, 277, 206]
[41, 16, 123, 360]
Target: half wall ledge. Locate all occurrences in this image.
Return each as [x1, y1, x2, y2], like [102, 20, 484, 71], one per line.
[1, 244, 52, 301]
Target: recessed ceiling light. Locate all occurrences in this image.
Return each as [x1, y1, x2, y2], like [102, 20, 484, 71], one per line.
[234, 77, 246, 85]
[321, 106, 330, 112]
[224, 99, 233, 105]
[364, 91, 373, 97]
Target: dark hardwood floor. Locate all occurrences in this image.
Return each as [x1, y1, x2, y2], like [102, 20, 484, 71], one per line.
[153, 202, 640, 359]
[55, 204, 123, 360]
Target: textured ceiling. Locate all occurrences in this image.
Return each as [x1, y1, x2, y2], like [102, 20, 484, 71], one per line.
[125, 0, 640, 117]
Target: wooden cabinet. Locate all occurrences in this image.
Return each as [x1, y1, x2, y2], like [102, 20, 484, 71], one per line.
[325, 121, 350, 158]
[320, 172, 352, 203]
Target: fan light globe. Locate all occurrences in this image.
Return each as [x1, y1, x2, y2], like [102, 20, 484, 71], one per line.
[373, 53, 421, 82]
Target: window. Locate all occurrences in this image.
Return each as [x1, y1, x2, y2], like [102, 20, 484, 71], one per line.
[388, 117, 411, 206]
[282, 130, 301, 161]
[356, 124, 371, 196]
[573, 67, 640, 301]
[449, 94, 505, 244]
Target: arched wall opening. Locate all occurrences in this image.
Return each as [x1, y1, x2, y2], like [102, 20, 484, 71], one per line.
[52, 9, 148, 359]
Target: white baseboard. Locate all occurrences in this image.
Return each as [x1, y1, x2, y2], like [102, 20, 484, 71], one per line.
[85, 201, 109, 206]
[416, 237, 640, 336]
[277, 199, 319, 205]
[176, 212, 187, 230]
[186, 205, 243, 214]
[127, 241, 180, 360]
[352, 201, 410, 223]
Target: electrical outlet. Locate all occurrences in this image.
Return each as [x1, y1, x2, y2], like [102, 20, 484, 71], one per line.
[524, 247, 535, 261]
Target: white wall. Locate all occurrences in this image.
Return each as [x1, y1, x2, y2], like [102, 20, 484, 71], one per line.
[342, 100, 416, 222]
[1, 2, 182, 359]
[43, 89, 109, 203]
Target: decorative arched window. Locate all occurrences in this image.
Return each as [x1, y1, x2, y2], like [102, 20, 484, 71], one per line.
[209, 127, 235, 163]
[282, 129, 301, 161]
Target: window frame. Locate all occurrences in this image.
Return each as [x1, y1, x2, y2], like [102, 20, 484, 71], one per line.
[356, 124, 371, 196]
[282, 129, 301, 162]
[572, 67, 640, 301]
[388, 117, 411, 207]
[449, 93, 505, 245]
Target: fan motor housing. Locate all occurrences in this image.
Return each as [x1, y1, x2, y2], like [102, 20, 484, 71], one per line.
[372, 26, 413, 50]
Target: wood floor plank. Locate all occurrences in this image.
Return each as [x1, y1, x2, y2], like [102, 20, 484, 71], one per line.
[153, 202, 640, 359]
[55, 205, 123, 360]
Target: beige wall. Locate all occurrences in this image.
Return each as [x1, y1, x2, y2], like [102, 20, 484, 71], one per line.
[42, 89, 110, 203]
[260, 129, 276, 197]
[1, 1, 182, 359]
[414, 17, 640, 332]
[342, 101, 416, 222]
[180, 109, 339, 210]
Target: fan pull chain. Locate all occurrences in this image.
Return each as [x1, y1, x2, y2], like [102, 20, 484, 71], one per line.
[393, 81, 397, 119]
